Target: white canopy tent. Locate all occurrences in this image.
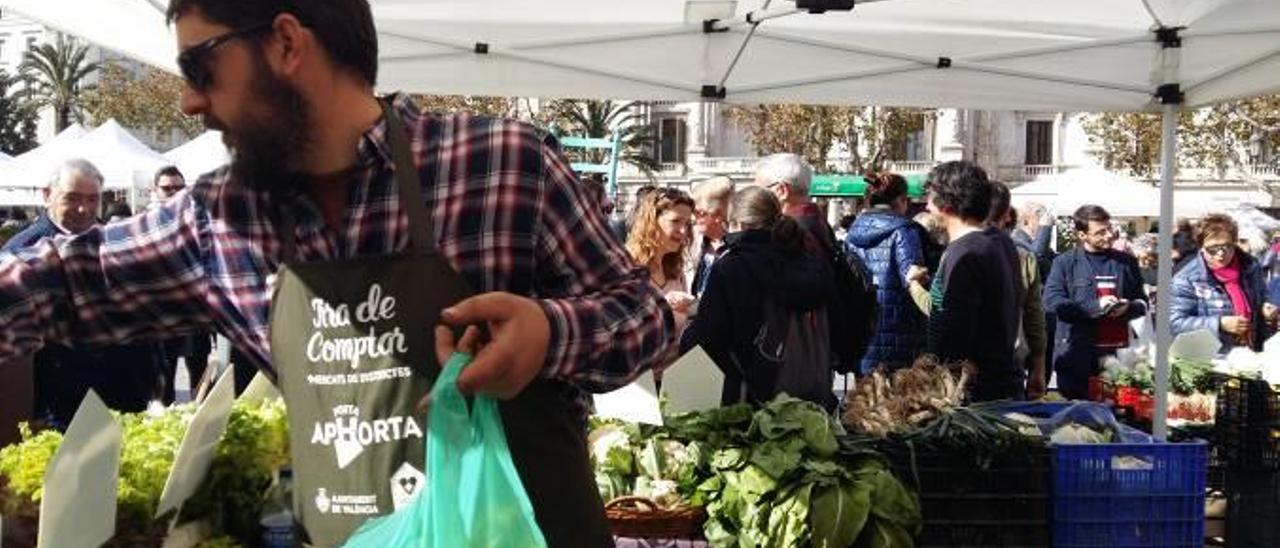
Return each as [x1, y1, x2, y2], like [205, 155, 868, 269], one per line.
[1, 120, 170, 192]
[0, 124, 89, 190]
[164, 131, 230, 181]
[1010, 167, 1216, 219]
[4, 0, 1280, 439]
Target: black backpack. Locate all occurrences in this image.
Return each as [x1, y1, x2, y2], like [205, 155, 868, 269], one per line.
[828, 245, 878, 374]
[729, 296, 835, 409]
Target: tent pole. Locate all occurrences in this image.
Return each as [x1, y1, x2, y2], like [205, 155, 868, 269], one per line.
[1153, 103, 1177, 442]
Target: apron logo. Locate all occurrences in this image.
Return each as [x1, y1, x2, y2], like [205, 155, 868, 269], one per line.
[315, 488, 332, 514]
[310, 405, 424, 469]
[312, 488, 379, 516]
[306, 284, 410, 369]
[390, 462, 426, 510]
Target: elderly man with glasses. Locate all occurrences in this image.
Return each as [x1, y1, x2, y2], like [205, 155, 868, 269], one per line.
[1170, 213, 1278, 352]
[1043, 205, 1149, 400]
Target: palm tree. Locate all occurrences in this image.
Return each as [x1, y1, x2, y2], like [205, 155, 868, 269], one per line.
[20, 35, 100, 132]
[544, 99, 660, 176]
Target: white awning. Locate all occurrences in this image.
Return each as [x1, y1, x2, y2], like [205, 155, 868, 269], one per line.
[1, 0, 1277, 111]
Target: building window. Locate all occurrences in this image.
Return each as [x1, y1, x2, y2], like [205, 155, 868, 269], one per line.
[656, 117, 687, 164]
[1025, 120, 1053, 165]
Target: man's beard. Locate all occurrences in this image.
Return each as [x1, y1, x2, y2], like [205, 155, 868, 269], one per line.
[212, 55, 312, 191]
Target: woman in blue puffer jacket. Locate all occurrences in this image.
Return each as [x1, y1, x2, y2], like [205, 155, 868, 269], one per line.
[1171, 213, 1278, 352]
[845, 172, 927, 373]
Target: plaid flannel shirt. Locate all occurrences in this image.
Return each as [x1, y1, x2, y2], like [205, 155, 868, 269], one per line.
[0, 94, 675, 400]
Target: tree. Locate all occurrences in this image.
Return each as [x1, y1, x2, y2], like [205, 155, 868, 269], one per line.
[20, 35, 100, 132]
[1082, 95, 1280, 179]
[83, 63, 202, 139]
[409, 94, 517, 118]
[0, 69, 38, 155]
[726, 104, 932, 173]
[540, 99, 659, 175]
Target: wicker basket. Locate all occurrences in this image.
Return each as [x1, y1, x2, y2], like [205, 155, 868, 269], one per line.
[604, 496, 707, 539]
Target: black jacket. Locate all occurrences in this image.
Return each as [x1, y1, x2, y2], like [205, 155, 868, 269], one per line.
[681, 229, 836, 406]
[1043, 248, 1148, 393]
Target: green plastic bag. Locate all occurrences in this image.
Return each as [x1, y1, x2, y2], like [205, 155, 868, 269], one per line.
[344, 352, 549, 547]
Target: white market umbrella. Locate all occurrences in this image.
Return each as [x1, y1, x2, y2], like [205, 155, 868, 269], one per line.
[1010, 167, 1199, 219]
[164, 131, 230, 180]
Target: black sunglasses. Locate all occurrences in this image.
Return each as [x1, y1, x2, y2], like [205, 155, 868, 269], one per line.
[177, 22, 273, 91]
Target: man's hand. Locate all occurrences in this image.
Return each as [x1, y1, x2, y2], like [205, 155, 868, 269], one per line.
[1098, 295, 1119, 312]
[1026, 358, 1047, 400]
[1264, 303, 1279, 324]
[438, 292, 551, 399]
[420, 324, 483, 411]
[1221, 315, 1251, 337]
[1107, 301, 1130, 318]
[906, 265, 930, 285]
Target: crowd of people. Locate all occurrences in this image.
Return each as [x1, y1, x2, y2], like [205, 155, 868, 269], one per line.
[602, 153, 1280, 409]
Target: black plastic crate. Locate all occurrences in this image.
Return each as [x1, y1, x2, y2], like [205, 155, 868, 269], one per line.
[883, 442, 1052, 547]
[1215, 423, 1280, 470]
[1214, 376, 1280, 427]
[1224, 470, 1280, 548]
[1214, 376, 1280, 470]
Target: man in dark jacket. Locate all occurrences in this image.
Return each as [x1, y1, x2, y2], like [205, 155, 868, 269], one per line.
[1, 159, 162, 428]
[924, 162, 1022, 401]
[1043, 205, 1148, 400]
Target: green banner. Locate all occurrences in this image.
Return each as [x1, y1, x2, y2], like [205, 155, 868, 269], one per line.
[810, 174, 927, 198]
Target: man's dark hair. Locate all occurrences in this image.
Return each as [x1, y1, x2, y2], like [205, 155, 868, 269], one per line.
[154, 165, 184, 186]
[984, 181, 1012, 228]
[926, 161, 992, 222]
[167, 0, 378, 86]
[1072, 205, 1111, 232]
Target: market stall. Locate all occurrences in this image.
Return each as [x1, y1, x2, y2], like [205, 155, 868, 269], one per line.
[1, 0, 1279, 546]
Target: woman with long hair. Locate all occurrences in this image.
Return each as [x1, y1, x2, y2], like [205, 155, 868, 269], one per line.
[681, 186, 837, 408]
[627, 187, 696, 325]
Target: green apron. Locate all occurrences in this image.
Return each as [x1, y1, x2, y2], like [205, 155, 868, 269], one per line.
[268, 101, 612, 547]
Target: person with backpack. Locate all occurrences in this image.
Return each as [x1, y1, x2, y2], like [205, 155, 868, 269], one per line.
[845, 172, 926, 373]
[680, 186, 837, 409]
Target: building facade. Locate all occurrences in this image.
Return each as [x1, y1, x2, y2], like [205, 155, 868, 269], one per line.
[617, 102, 1280, 213]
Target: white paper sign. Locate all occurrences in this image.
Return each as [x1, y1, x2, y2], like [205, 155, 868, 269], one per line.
[38, 390, 122, 548]
[238, 372, 282, 404]
[1170, 329, 1221, 361]
[155, 367, 236, 518]
[659, 346, 724, 414]
[592, 372, 663, 425]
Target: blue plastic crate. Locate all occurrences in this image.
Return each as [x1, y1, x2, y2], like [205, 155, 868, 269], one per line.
[1053, 441, 1207, 548]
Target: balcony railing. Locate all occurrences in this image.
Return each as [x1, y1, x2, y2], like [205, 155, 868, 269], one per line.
[1024, 164, 1070, 178]
[885, 160, 936, 174]
[1143, 164, 1279, 182]
[688, 157, 760, 174]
